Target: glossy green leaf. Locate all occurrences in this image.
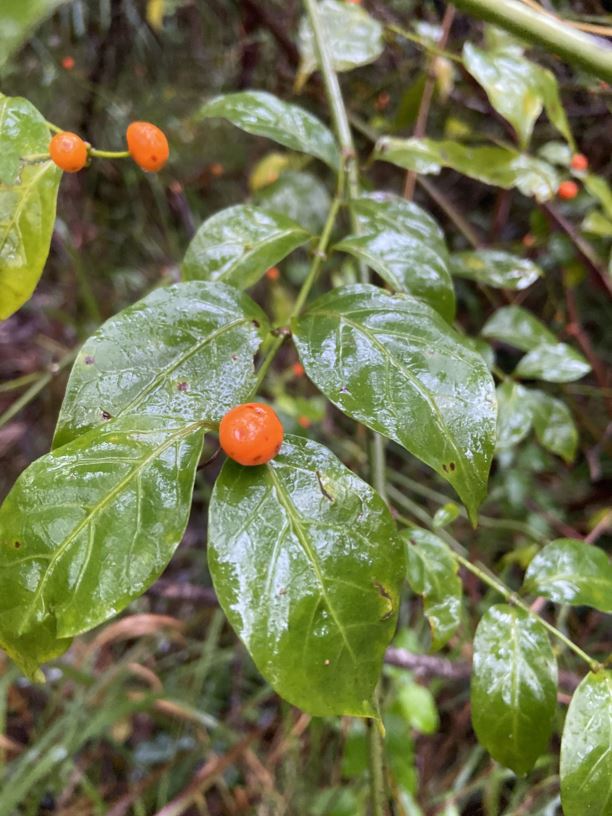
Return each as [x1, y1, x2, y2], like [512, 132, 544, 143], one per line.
[404, 528, 461, 650]
[181, 205, 310, 287]
[524, 538, 612, 613]
[352, 192, 448, 255]
[450, 250, 542, 290]
[374, 137, 559, 202]
[54, 281, 269, 448]
[208, 434, 404, 719]
[515, 342, 591, 383]
[463, 42, 544, 149]
[293, 284, 497, 523]
[561, 671, 612, 816]
[336, 193, 454, 322]
[253, 170, 331, 233]
[0, 93, 61, 320]
[496, 381, 533, 450]
[0, 415, 205, 674]
[528, 389, 578, 462]
[463, 42, 572, 149]
[471, 604, 557, 775]
[200, 91, 340, 170]
[0, 0, 67, 70]
[297, 0, 384, 86]
[481, 305, 556, 352]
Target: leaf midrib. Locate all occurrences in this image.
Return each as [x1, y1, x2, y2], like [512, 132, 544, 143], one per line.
[266, 464, 357, 662]
[18, 419, 206, 635]
[118, 316, 253, 415]
[317, 310, 469, 491]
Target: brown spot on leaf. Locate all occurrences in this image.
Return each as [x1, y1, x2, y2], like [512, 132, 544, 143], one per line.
[101, 410, 112, 420]
[84, 355, 95, 365]
[177, 381, 188, 392]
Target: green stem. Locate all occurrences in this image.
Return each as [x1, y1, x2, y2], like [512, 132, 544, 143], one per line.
[253, 189, 343, 393]
[88, 148, 130, 159]
[452, 0, 612, 81]
[387, 470, 545, 542]
[386, 23, 463, 64]
[391, 491, 601, 673]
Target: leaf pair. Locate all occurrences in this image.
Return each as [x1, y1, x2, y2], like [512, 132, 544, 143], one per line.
[0, 282, 269, 677]
[483, 305, 591, 383]
[496, 381, 578, 462]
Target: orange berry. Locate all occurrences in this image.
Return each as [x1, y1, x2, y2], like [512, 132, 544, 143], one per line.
[266, 266, 280, 281]
[61, 55, 75, 70]
[557, 180, 579, 200]
[209, 162, 224, 177]
[219, 403, 284, 466]
[297, 416, 311, 429]
[570, 153, 588, 172]
[522, 233, 535, 248]
[126, 121, 169, 172]
[292, 362, 305, 377]
[49, 131, 88, 173]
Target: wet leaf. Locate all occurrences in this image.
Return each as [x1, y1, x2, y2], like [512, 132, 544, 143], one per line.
[0, 93, 61, 320]
[200, 91, 340, 170]
[450, 250, 542, 290]
[463, 42, 572, 149]
[181, 205, 310, 287]
[471, 604, 557, 775]
[524, 538, 612, 613]
[404, 528, 461, 650]
[336, 193, 454, 322]
[515, 342, 591, 383]
[293, 284, 497, 523]
[374, 137, 559, 201]
[496, 381, 533, 450]
[481, 305, 556, 351]
[297, 0, 384, 87]
[561, 671, 612, 816]
[528, 389, 577, 462]
[0, 415, 205, 674]
[0, 619, 71, 682]
[254, 170, 331, 233]
[208, 434, 404, 718]
[54, 281, 268, 447]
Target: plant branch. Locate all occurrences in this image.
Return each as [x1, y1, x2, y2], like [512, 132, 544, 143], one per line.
[404, 5, 456, 200]
[452, 0, 612, 82]
[390, 491, 602, 673]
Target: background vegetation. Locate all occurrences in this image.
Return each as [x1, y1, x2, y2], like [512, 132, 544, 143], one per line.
[0, 1, 610, 814]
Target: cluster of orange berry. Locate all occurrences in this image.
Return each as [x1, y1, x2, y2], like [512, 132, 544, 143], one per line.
[49, 121, 169, 173]
[557, 153, 589, 201]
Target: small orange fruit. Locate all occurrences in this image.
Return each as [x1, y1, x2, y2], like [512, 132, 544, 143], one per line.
[49, 131, 88, 173]
[266, 266, 280, 281]
[61, 55, 75, 70]
[297, 416, 311, 429]
[126, 121, 169, 172]
[522, 233, 535, 248]
[292, 362, 305, 377]
[570, 153, 588, 172]
[219, 403, 284, 466]
[558, 180, 579, 200]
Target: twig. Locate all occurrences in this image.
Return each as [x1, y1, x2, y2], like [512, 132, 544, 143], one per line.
[541, 202, 612, 297]
[404, 5, 456, 200]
